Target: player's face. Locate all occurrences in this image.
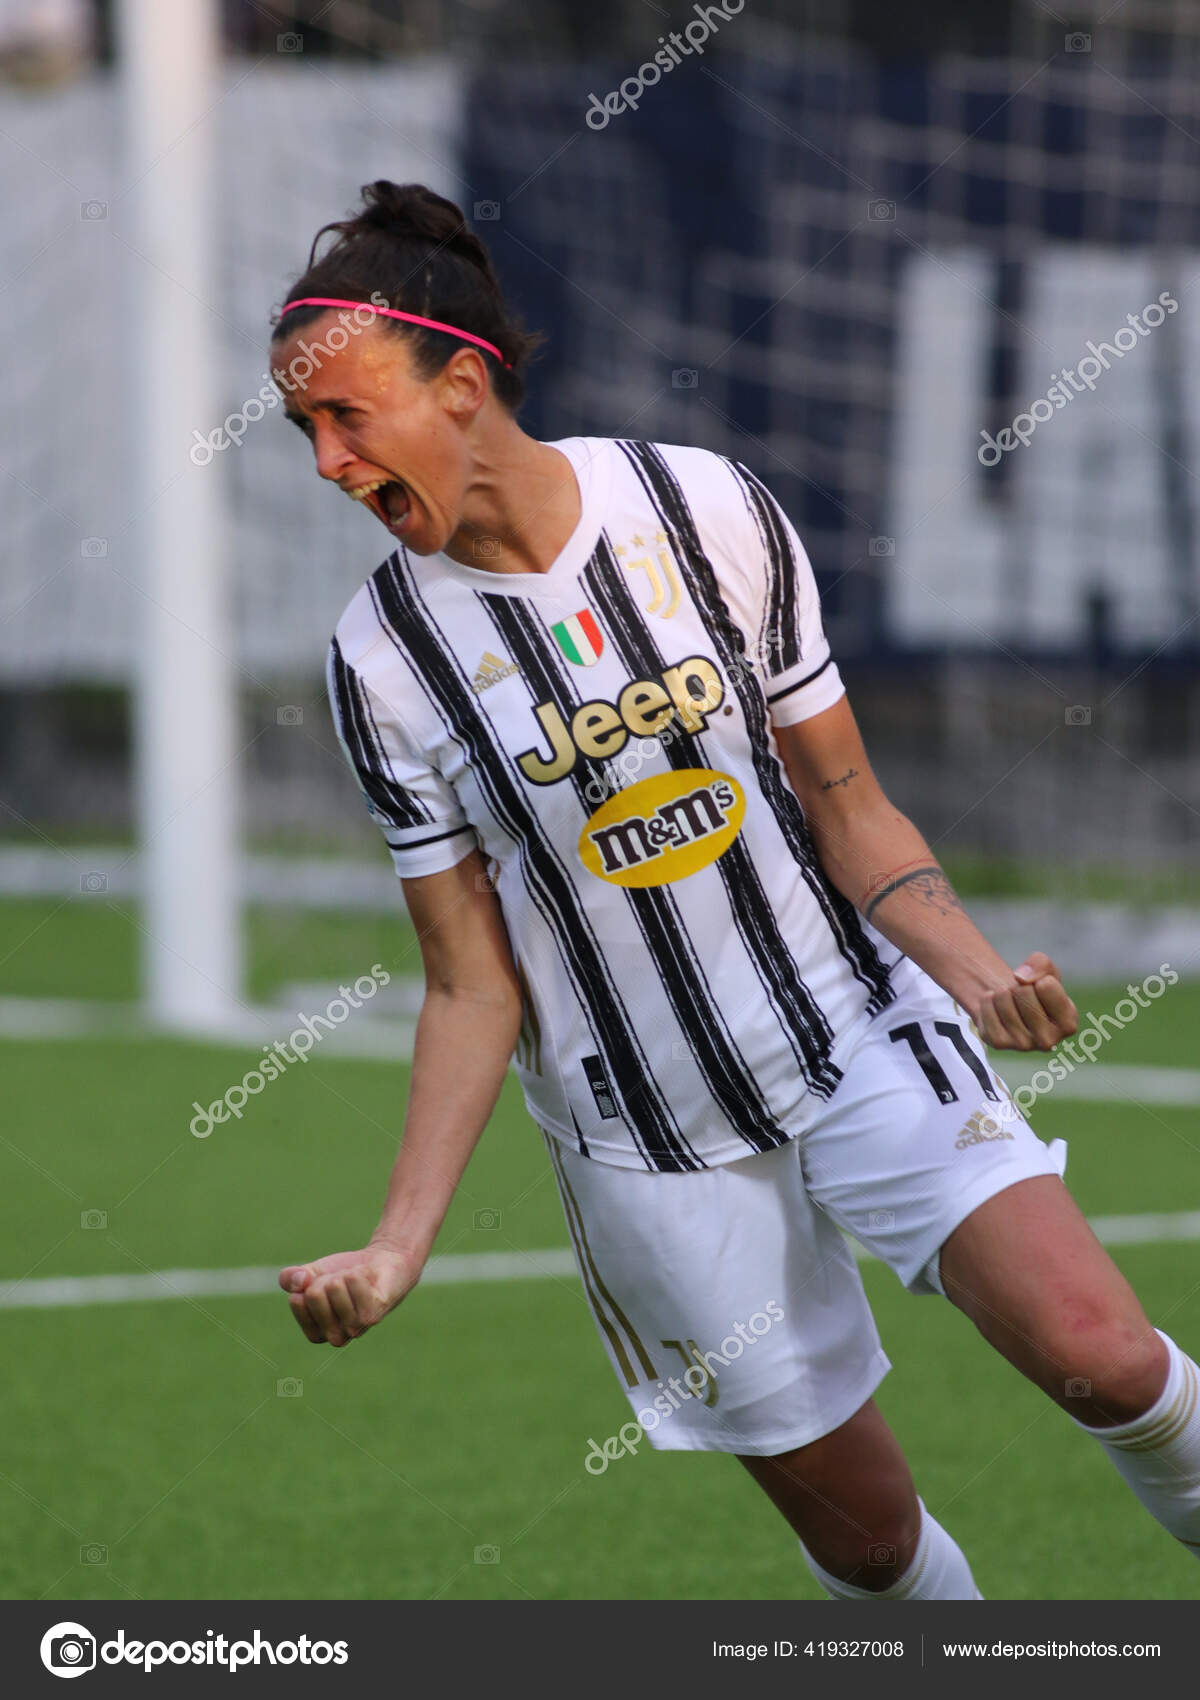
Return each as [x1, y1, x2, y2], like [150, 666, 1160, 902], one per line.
[271, 315, 480, 556]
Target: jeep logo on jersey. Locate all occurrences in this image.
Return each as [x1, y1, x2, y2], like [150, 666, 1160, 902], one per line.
[516, 655, 725, 784]
[551, 609, 604, 666]
[579, 770, 746, 887]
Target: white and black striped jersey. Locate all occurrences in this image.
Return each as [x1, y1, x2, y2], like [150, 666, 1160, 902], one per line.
[328, 437, 917, 1173]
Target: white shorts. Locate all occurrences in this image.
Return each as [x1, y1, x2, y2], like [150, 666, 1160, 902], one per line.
[545, 970, 1066, 1458]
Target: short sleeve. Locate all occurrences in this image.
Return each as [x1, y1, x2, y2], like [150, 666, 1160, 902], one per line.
[728, 462, 846, 728]
[326, 638, 477, 879]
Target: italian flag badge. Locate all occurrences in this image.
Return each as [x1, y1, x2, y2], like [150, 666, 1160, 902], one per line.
[551, 609, 604, 666]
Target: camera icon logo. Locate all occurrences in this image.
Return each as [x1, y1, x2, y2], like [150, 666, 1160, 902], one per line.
[868, 1209, 895, 1231]
[1065, 33, 1091, 53]
[276, 1377, 303, 1397]
[80, 201, 107, 221]
[671, 368, 699, 390]
[868, 199, 896, 220]
[473, 537, 501, 558]
[277, 32, 303, 52]
[473, 1208, 501, 1231]
[79, 1544, 107, 1565]
[868, 536, 895, 557]
[40, 1621, 96, 1677]
[80, 1209, 107, 1230]
[276, 705, 303, 726]
[474, 201, 501, 221]
[1064, 705, 1092, 726]
[1065, 1376, 1092, 1398]
[80, 538, 107, 558]
[80, 872, 108, 894]
[474, 1544, 501, 1564]
[868, 1543, 897, 1565]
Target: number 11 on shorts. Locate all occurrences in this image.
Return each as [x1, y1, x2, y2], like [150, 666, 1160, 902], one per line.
[888, 1018, 1000, 1105]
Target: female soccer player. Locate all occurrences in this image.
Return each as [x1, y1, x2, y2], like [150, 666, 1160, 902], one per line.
[273, 182, 1200, 1600]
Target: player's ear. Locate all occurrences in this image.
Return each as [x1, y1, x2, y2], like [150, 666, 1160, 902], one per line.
[437, 345, 491, 420]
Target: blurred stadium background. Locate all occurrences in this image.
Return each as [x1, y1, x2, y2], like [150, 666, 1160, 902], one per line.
[2, 0, 1200, 1602]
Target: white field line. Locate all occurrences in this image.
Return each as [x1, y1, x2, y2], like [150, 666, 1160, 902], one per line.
[0, 997, 418, 1057]
[5, 997, 1200, 1107]
[0, 1250, 581, 1311]
[999, 1061, 1200, 1107]
[4, 1215, 1200, 1313]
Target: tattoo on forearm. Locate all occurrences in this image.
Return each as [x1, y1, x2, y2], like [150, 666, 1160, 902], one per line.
[820, 768, 859, 791]
[862, 864, 965, 924]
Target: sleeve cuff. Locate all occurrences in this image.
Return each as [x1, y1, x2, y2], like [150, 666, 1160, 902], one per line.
[765, 653, 846, 727]
[384, 823, 477, 880]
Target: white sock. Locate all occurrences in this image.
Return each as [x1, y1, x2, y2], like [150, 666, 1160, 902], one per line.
[800, 1498, 982, 1600]
[1074, 1329, 1200, 1559]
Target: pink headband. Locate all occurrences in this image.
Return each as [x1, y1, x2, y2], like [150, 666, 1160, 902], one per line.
[278, 296, 512, 369]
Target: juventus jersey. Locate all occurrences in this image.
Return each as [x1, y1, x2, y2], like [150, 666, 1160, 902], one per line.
[328, 437, 916, 1173]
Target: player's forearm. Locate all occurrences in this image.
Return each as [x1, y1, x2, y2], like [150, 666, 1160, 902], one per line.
[809, 804, 1013, 1016]
[368, 985, 522, 1268]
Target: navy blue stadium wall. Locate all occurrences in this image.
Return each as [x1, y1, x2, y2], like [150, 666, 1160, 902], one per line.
[464, 45, 1200, 662]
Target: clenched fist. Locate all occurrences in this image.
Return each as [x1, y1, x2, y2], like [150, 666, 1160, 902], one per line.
[974, 951, 1079, 1052]
[278, 1243, 419, 1347]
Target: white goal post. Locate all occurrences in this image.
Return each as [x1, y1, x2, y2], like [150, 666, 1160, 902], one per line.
[116, 0, 240, 1029]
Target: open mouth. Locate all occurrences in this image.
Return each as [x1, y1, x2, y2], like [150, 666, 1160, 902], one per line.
[349, 477, 412, 535]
